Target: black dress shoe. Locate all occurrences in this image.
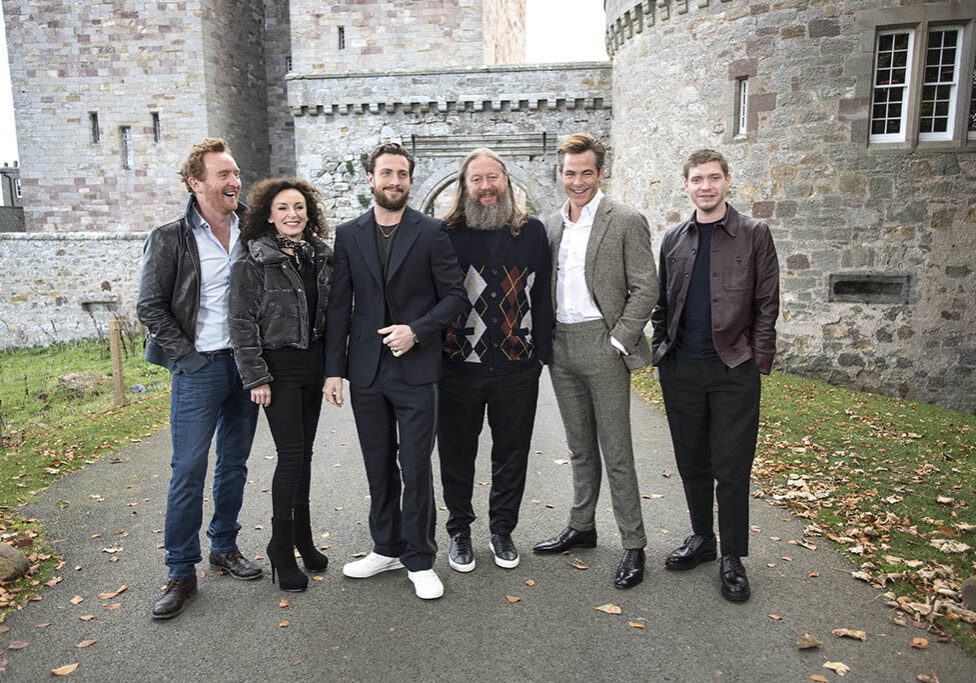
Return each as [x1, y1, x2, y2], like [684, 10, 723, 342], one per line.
[532, 527, 597, 554]
[719, 555, 751, 602]
[151, 576, 197, 620]
[614, 549, 645, 589]
[209, 548, 263, 580]
[664, 534, 717, 570]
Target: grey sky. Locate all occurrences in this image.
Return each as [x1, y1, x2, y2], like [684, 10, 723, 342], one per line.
[0, 1, 607, 163]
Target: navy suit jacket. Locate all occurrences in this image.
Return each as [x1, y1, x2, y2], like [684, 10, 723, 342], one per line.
[325, 205, 467, 387]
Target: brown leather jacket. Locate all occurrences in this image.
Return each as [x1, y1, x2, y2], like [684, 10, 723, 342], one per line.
[650, 203, 779, 374]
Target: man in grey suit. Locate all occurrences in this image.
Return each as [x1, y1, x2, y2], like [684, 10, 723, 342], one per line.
[533, 133, 657, 589]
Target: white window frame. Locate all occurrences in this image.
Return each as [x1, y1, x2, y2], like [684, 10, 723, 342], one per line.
[734, 77, 748, 137]
[14, 178, 21, 199]
[918, 26, 964, 141]
[969, 52, 976, 140]
[870, 29, 915, 143]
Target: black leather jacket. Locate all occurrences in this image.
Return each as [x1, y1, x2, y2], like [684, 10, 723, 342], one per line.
[229, 235, 334, 390]
[137, 197, 247, 374]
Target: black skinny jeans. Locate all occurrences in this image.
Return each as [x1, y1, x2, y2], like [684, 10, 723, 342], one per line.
[263, 342, 324, 520]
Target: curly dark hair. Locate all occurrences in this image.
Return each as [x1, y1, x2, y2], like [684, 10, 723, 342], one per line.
[242, 178, 328, 245]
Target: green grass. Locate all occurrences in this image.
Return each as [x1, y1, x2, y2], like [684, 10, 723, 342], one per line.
[0, 339, 171, 616]
[632, 367, 976, 653]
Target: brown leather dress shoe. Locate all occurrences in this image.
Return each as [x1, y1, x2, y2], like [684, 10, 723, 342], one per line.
[209, 548, 263, 580]
[151, 576, 197, 620]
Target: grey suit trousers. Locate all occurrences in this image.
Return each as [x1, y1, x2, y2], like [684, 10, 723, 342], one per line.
[550, 319, 647, 549]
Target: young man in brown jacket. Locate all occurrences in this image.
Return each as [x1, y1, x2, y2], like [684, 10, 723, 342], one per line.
[651, 148, 780, 603]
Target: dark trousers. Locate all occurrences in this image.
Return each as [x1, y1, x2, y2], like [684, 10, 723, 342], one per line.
[658, 355, 761, 557]
[263, 343, 324, 520]
[437, 363, 542, 537]
[350, 351, 438, 572]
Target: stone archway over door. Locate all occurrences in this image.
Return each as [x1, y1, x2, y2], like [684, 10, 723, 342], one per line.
[416, 159, 549, 217]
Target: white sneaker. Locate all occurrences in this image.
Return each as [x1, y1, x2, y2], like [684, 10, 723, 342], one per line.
[342, 552, 404, 578]
[407, 569, 444, 599]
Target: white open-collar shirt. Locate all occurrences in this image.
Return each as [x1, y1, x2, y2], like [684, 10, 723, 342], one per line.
[189, 205, 243, 352]
[555, 190, 626, 354]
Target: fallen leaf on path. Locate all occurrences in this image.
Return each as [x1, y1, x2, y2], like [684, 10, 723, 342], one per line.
[909, 637, 929, 649]
[832, 628, 867, 641]
[505, 595, 521, 603]
[525, 579, 535, 586]
[7, 641, 30, 650]
[36, 623, 50, 628]
[278, 599, 289, 608]
[641, 493, 664, 499]
[568, 558, 588, 570]
[78, 616, 94, 621]
[69, 596, 84, 605]
[917, 674, 939, 683]
[75, 640, 96, 648]
[103, 603, 121, 611]
[795, 633, 822, 649]
[808, 572, 820, 578]
[278, 621, 289, 627]
[810, 675, 829, 683]
[351, 552, 367, 558]
[97, 585, 127, 600]
[627, 621, 645, 628]
[44, 577, 62, 587]
[790, 539, 817, 550]
[824, 661, 851, 676]
[100, 545, 123, 554]
[768, 614, 782, 621]
[596, 603, 622, 615]
[312, 576, 324, 582]
[51, 663, 79, 676]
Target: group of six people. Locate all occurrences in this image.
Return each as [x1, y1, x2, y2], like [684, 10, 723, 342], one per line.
[137, 132, 779, 619]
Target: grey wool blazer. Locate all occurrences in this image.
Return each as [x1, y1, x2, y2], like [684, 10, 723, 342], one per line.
[545, 196, 658, 372]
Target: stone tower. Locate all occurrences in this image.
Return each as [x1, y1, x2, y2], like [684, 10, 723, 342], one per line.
[2, 0, 273, 232]
[604, 0, 976, 413]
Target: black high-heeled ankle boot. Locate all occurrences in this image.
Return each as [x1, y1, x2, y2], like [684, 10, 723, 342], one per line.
[267, 518, 308, 592]
[293, 506, 329, 572]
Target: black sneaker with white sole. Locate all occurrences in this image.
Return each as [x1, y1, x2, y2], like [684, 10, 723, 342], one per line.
[449, 530, 475, 572]
[489, 533, 519, 569]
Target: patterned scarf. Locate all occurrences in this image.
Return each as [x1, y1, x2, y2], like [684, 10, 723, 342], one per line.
[275, 234, 312, 270]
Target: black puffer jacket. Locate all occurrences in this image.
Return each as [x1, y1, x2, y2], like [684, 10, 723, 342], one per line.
[229, 235, 334, 390]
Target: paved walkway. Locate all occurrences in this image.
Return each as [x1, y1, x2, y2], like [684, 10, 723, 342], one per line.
[1, 373, 973, 681]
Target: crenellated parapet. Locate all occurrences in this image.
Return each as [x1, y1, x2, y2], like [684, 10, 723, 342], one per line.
[287, 63, 612, 117]
[604, 0, 735, 56]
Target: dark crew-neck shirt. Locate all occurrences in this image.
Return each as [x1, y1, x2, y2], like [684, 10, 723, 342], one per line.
[673, 219, 720, 362]
[375, 222, 399, 327]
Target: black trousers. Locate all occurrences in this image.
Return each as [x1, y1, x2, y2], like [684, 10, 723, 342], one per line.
[658, 355, 760, 557]
[263, 343, 324, 520]
[350, 351, 438, 572]
[437, 364, 542, 537]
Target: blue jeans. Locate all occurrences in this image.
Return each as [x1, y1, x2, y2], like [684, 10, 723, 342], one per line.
[164, 354, 258, 579]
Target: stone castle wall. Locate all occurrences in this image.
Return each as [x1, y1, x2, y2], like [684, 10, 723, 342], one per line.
[200, 0, 270, 190]
[2, 0, 208, 232]
[605, 0, 976, 413]
[2, 0, 272, 233]
[289, 0, 486, 74]
[287, 62, 612, 226]
[265, 0, 296, 178]
[482, 0, 526, 65]
[0, 233, 144, 349]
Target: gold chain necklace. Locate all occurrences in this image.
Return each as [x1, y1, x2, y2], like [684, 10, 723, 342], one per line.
[378, 222, 400, 239]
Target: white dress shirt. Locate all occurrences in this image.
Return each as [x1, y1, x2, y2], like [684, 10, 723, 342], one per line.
[556, 190, 626, 354]
[189, 206, 243, 352]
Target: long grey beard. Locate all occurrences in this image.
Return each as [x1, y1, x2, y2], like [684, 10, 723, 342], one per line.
[463, 191, 513, 231]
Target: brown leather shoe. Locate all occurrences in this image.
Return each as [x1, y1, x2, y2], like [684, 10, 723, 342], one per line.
[209, 548, 263, 580]
[151, 576, 197, 620]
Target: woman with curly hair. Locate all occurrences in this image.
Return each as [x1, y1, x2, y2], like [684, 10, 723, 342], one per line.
[229, 178, 332, 592]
